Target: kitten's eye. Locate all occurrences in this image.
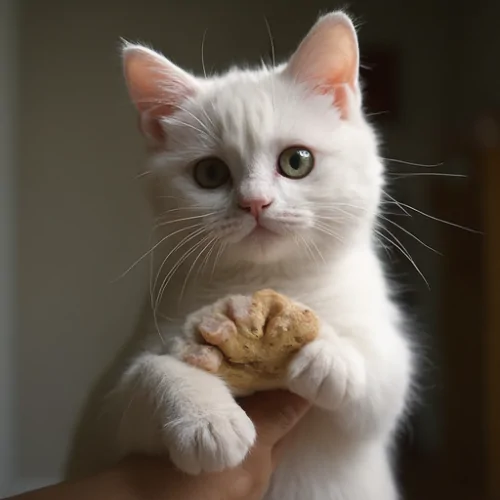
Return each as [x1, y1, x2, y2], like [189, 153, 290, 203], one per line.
[278, 147, 314, 179]
[194, 158, 231, 189]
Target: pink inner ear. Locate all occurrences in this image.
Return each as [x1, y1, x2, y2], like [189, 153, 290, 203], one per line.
[138, 107, 170, 146]
[315, 83, 350, 119]
[136, 111, 163, 144]
[137, 103, 179, 144]
[123, 45, 198, 145]
[285, 13, 359, 117]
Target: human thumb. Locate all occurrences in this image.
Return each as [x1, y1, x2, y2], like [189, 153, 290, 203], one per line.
[239, 390, 311, 448]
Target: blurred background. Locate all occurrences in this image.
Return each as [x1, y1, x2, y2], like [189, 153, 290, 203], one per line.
[0, 0, 499, 498]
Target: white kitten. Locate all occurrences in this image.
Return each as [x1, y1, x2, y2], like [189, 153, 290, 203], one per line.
[112, 11, 413, 500]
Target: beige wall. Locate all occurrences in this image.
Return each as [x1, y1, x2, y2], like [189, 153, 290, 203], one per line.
[12, 0, 450, 490]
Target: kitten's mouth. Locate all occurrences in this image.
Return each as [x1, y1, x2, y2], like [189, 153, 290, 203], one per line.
[245, 222, 279, 241]
[251, 225, 274, 236]
[227, 217, 291, 245]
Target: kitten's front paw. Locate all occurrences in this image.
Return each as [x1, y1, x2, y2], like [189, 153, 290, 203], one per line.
[287, 338, 365, 410]
[165, 401, 256, 474]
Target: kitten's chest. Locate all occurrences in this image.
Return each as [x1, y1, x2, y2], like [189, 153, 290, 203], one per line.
[159, 268, 345, 325]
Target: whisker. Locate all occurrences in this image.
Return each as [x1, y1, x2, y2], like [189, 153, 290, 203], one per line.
[382, 157, 444, 168]
[295, 232, 318, 265]
[314, 215, 348, 221]
[201, 29, 208, 78]
[199, 104, 217, 132]
[155, 195, 200, 202]
[387, 172, 466, 179]
[156, 206, 216, 217]
[387, 199, 481, 234]
[373, 232, 393, 258]
[173, 104, 217, 142]
[378, 215, 442, 255]
[197, 237, 218, 279]
[304, 201, 366, 208]
[292, 233, 309, 262]
[211, 241, 227, 280]
[113, 222, 204, 281]
[153, 211, 219, 229]
[179, 235, 216, 303]
[151, 226, 207, 300]
[264, 17, 276, 68]
[309, 242, 325, 263]
[382, 190, 412, 217]
[313, 221, 345, 244]
[166, 117, 211, 138]
[136, 170, 153, 179]
[314, 209, 402, 220]
[154, 235, 211, 312]
[305, 234, 325, 264]
[366, 110, 389, 118]
[376, 227, 430, 289]
[147, 232, 159, 320]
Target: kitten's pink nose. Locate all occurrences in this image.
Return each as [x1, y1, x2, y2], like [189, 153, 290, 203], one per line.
[238, 197, 273, 218]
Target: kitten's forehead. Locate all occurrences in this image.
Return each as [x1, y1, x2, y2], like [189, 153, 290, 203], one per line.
[203, 69, 281, 154]
[192, 67, 342, 164]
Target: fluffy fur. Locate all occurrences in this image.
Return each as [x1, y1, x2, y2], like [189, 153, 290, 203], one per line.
[110, 11, 412, 500]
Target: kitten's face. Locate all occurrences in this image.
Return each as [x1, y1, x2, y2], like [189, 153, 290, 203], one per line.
[150, 75, 382, 264]
[124, 12, 383, 266]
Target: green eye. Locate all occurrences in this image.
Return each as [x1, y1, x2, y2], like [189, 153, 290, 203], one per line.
[194, 158, 231, 189]
[278, 147, 314, 179]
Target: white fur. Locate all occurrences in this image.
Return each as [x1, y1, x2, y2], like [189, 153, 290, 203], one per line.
[110, 12, 412, 500]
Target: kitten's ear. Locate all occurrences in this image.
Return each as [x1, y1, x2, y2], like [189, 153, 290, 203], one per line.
[122, 42, 199, 145]
[284, 12, 359, 118]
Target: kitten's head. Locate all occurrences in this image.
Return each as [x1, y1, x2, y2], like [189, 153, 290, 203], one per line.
[123, 12, 383, 267]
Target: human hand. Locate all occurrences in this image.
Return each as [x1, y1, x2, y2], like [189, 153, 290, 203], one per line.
[5, 390, 309, 500]
[121, 390, 310, 500]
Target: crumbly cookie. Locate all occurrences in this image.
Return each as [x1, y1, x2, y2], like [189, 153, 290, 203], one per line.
[183, 289, 319, 394]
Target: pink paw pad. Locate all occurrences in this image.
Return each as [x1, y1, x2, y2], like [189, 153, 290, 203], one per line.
[198, 315, 236, 345]
[227, 296, 252, 322]
[183, 345, 223, 373]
